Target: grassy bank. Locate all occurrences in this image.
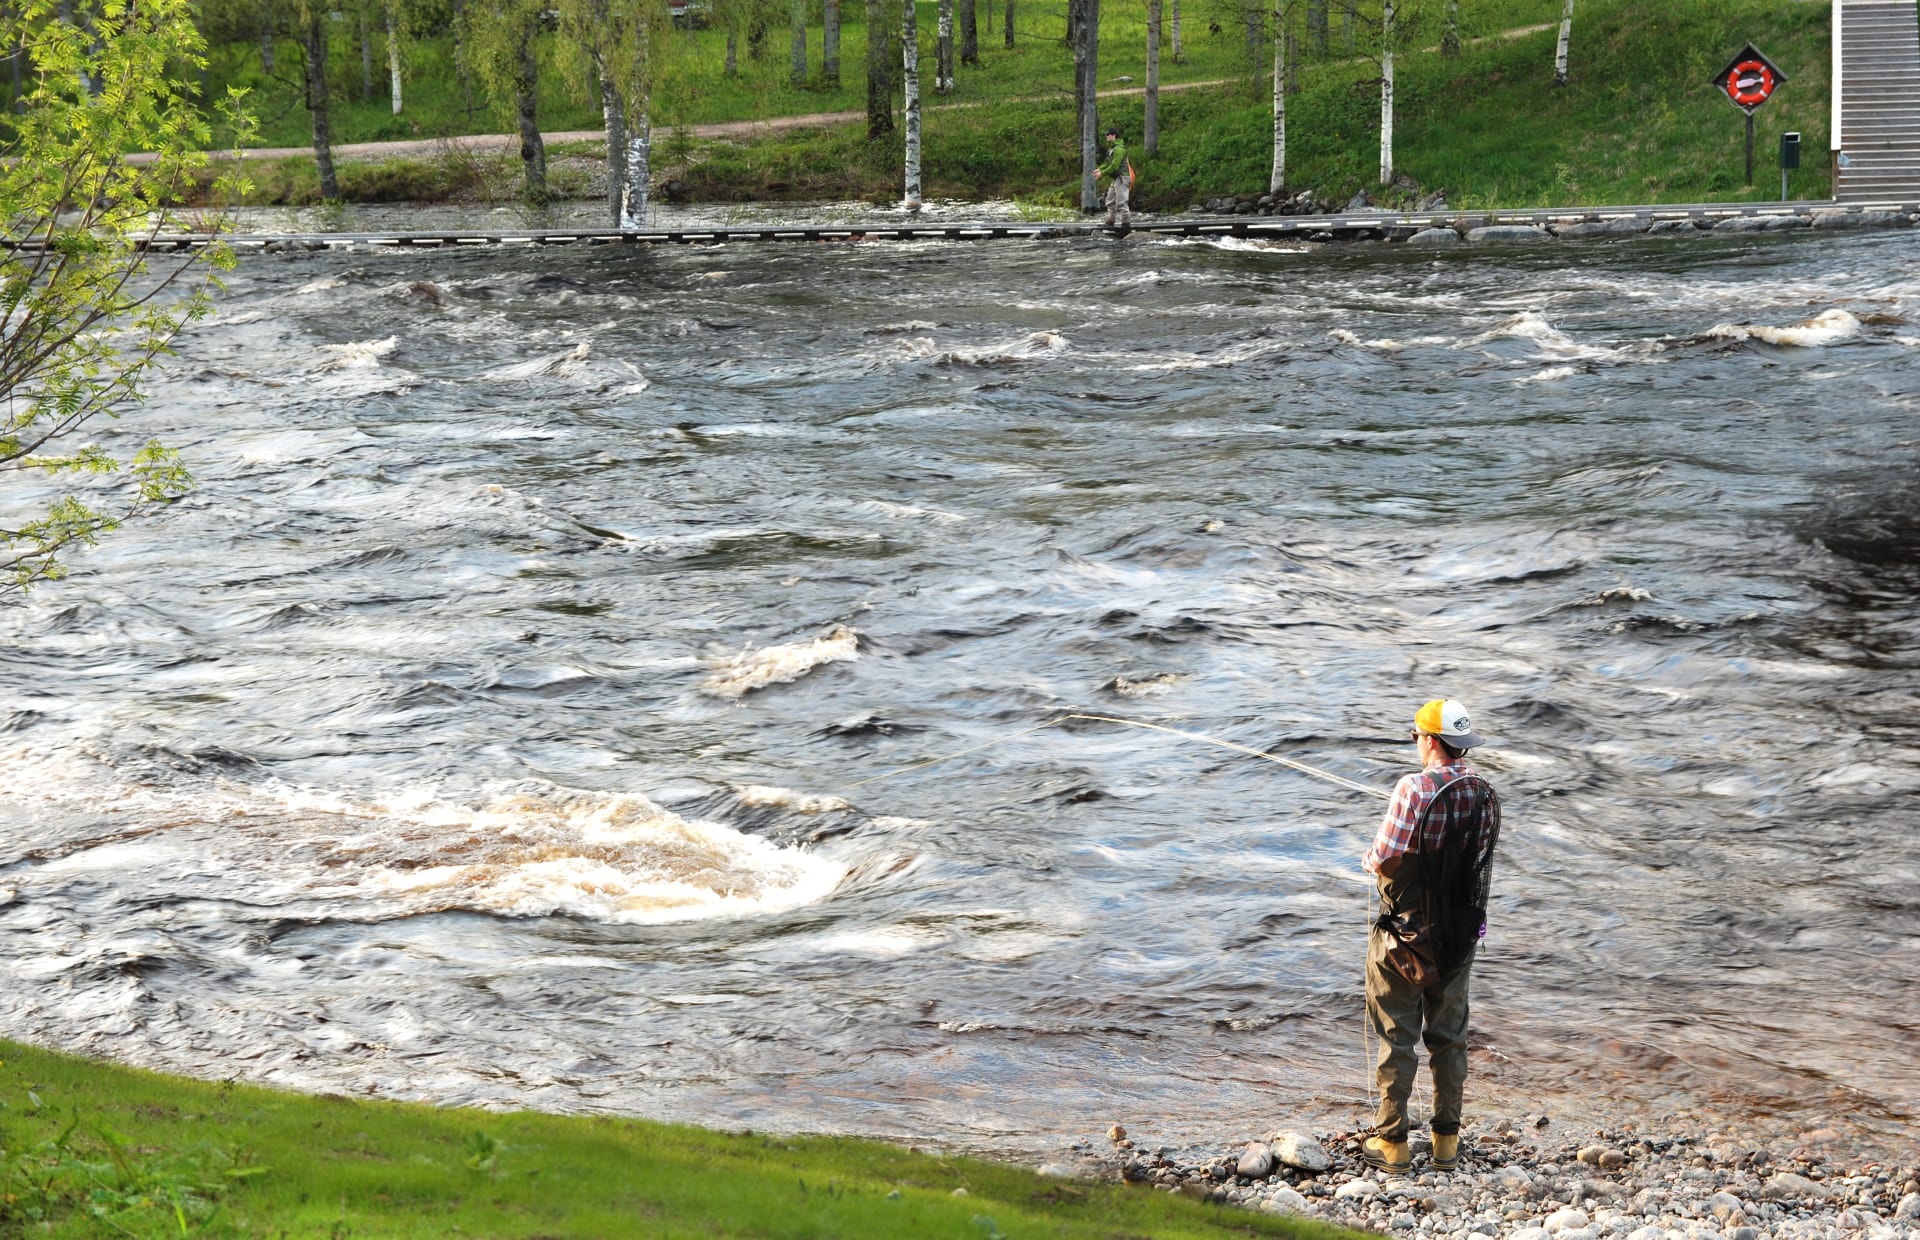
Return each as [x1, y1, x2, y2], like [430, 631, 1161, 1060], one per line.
[0, 1038, 1346, 1238]
[189, 0, 1832, 213]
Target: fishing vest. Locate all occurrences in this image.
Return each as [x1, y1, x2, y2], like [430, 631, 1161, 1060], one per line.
[1377, 771, 1502, 973]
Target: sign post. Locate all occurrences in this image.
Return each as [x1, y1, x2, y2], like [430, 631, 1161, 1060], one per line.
[1713, 44, 1787, 187]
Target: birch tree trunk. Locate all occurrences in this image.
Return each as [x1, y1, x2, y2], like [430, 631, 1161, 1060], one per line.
[727, 27, 738, 74]
[1270, 4, 1285, 191]
[824, 0, 840, 84]
[388, 6, 405, 113]
[1554, 0, 1573, 85]
[1442, 0, 1459, 58]
[601, 73, 627, 225]
[936, 0, 953, 92]
[959, 0, 978, 66]
[622, 109, 651, 229]
[360, 8, 374, 100]
[260, 22, 275, 74]
[1072, 0, 1098, 210]
[791, 0, 807, 84]
[1341, 0, 1354, 52]
[516, 28, 548, 203]
[1170, 0, 1182, 63]
[1004, 0, 1014, 48]
[453, 0, 473, 117]
[903, 0, 922, 205]
[1378, 0, 1393, 186]
[303, 13, 339, 200]
[867, 0, 893, 136]
[1145, 0, 1160, 154]
[1306, 0, 1324, 55]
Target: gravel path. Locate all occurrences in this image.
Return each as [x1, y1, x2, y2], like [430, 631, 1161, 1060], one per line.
[1054, 1120, 1920, 1240]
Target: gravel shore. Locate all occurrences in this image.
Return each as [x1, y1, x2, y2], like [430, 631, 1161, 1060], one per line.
[1053, 1119, 1920, 1240]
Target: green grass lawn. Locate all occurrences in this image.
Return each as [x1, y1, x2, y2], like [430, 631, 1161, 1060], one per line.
[0, 1038, 1353, 1238]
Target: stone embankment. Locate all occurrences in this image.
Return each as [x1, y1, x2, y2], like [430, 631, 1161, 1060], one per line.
[1047, 1120, 1920, 1240]
[1186, 188, 1915, 243]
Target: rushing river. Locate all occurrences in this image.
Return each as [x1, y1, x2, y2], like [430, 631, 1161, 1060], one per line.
[2, 222, 1916, 1160]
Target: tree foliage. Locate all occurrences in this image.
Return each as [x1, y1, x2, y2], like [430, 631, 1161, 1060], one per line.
[0, 0, 250, 595]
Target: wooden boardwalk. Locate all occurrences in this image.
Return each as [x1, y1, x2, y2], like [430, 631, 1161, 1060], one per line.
[16, 198, 1919, 254]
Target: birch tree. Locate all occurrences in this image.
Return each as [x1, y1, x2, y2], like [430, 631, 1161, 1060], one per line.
[1441, 0, 1458, 58]
[1270, 0, 1288, 191]
[823, 0, 839, 84]
[959, 0, 977, 66]
[559, 0, 668, 228]
[1553, 0, 1573, 85]
[1144, 0, 1160, 154]
[866, 0, 892, 136]
[935, 0, 953, 92]
[1169, 0, 1181, 62]
[469, 0, 550, 203]
[358, 3, 374, 98]
[902, 0, 921, 206]
[386, 0, 408, 113]
[789, 0, 805, 83]
[1003, 0, 1013, 48]
[294, 2, 338, 199]
[1069, 0, 1098, 210]
[1378, 0, 1393, 185]
[1, 0, 250, 593]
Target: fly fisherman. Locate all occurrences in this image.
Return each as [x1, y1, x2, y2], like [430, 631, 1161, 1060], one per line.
[1093, 126, 1131, 230]
[1360, 699, 1502, 1175]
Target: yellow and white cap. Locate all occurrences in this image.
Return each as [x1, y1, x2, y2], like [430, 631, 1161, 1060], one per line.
[1414, 699, 1487, 749]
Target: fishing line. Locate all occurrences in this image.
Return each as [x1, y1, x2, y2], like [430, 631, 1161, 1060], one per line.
[843, 712, 1392, 799]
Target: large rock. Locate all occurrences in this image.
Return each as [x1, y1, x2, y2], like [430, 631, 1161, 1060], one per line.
[1406, 227, 1463, 247]
[1335, 1178, 1380, 1200]
[1238, 1142, 1277, 1179]
[1705, 1192, 1746, 1221]
[1467, 224, 1551, 243]
[1557, 217, 1649, 238]
[1811, 209, 1905, 231]
[1894, 1192, 1920, 1221]
[1262, 1186, 1311, 1213]
[1545, 1207, 1592, 1233]
[1495, 1166, 1540, 1196]
[1717, 214, 1808, 233]
[1268, 1131, 1333, 1172]
[1648, 219, 1706, 234]
[1511, 1228, 1554, 1240]
[1762, 1172, 1832, 1201]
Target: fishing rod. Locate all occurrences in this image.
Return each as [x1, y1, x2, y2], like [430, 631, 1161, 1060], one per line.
[843, 712, 1391, 800]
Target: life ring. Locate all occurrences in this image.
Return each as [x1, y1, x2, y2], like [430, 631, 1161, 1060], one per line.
[1726, 60, 1773, 106]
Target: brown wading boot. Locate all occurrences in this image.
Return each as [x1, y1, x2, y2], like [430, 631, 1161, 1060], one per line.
[1431, 1133, 1460, 1171]
[1360, 1134, 1410, 1174]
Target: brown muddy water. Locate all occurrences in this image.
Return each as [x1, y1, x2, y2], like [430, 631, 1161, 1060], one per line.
[1, 223, 1915, 1158]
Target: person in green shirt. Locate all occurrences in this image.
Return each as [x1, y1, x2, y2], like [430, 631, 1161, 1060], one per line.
[1094, 126, 1131, 229]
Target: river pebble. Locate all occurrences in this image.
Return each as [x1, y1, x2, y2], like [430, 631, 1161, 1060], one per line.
[1066, 1119, 1920, 1239]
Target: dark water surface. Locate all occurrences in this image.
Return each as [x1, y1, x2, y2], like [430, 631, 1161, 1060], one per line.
[2, 227, 1916, 1157]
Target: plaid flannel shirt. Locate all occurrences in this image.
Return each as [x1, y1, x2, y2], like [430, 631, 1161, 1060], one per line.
[1362, 758, 1480, 875]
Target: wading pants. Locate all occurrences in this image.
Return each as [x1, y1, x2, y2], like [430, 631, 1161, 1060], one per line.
[1365, 927, 1474, 1141]
[1103, 178, 1131, 227]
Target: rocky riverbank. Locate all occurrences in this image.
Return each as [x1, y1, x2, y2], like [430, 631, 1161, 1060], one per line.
[1045, 1120, 1920, 1240]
